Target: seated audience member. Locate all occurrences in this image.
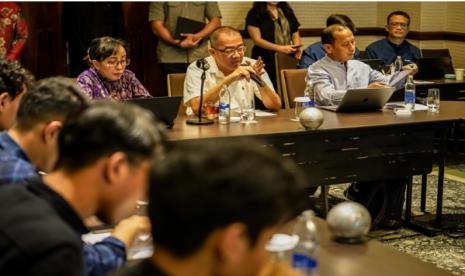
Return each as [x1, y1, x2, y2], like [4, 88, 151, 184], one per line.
[307, 25, 414, 229]
[297, 14, 361, 69]
[77, 36, 151, 100]
[114, 139, 308, 276]
[0, 100, 165, 275]
[184, 26, 281, 115]
[246, 2, 302, 89]
[307, 24, 412, 106]
[0, 77, 147, 276]
[365, 11, 421, 67]
[0, 59, 34, 130]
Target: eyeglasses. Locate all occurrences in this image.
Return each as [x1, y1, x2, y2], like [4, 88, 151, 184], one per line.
[212, 46, 247, 56]
[389, 22, 409, 29]
[103, 58, 131, 68]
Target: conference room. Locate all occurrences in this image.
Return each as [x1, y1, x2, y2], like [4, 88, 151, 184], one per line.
[1, 1, 465, 276]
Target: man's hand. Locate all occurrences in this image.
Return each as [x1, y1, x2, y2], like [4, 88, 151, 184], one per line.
[402, 63, 418, 75]
[178, 33, 201, 49]
[224, 66, 257, 86]
[246, 57, 265, 76]
[368, 81, 388, 88]
[111, 215, 151, 247]
[294, 48, 303, 60]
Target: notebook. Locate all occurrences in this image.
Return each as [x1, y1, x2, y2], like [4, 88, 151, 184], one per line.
[319, 87, 395, 112]
[125, 96, 182, 128]
[173, 17, 206, 40]
[415, 57, 454, 80]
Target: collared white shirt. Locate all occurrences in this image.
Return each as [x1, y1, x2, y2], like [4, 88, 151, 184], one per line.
[306, 55, 405, 106]
[183, 56, 275, 115]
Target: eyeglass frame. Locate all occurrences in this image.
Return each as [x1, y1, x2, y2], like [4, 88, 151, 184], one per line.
[211, 45, 247, 56]
[99, 58, 131, 68]
[388, 22, 409, 29]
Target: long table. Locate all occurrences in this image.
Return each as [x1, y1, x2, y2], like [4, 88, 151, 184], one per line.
[313, 217, 452, 276]
[168, 102, 465, 234]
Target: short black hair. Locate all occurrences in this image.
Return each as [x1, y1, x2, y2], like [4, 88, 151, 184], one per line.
[57, 101, 165, 172]
[387, 11, 411, 26]
[87, 36, 129, 63]
[0, 59, 34, 99]
[15, 77, 89, 131]
[327, 14, 356, 33]
[149, 139, 309, 257]
[321, 24, 349, 45]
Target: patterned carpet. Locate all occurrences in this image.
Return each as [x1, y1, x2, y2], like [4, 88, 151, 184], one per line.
[323, 171, 465, 275]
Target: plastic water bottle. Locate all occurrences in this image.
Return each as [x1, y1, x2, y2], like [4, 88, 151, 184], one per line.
[404, 75, 415, 111]
[394, 56, 403, 73]
[303, 88, 315, 108]
[292, 210, 318, 276]
[218, 87, 230, 124]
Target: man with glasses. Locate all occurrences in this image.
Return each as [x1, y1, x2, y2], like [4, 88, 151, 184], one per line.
[365, 11, 421, 67]
[184, 26, 281, 116]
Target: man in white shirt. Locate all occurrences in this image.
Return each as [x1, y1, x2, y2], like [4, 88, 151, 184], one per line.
[184, 26, 281, 115]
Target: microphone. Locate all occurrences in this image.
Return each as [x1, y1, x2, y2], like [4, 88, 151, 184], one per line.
[186, 58, 214, 125]
[196, 58, 210, 71]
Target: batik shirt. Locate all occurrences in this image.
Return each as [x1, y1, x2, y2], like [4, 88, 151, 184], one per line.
[77, 68, 151, 101]
[0, 2, 28, 60]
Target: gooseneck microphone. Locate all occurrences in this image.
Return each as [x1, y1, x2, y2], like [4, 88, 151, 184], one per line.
[186, 58, 214, 125]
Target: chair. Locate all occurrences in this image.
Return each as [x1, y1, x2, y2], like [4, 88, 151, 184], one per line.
[167, 73, 186, 114]
[280, 69, 307, 109]
[275, 53, 298, 106]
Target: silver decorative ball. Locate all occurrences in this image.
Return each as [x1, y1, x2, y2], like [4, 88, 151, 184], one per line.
[326, 201, 371, 244]
[299, 107, 324, 130]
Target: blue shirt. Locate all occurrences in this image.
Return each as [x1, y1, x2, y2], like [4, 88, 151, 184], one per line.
[306, 55, 405, 106]
[297, 42, 361, 69]
[0, 131, 40, 186]
[0, 130, 126, 276]
[365, 38, 421, 66]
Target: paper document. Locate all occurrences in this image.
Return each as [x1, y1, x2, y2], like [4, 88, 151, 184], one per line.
[255, 110, 277, 117]
[414, 80, 435, 84]
[389, 70, 411, 87]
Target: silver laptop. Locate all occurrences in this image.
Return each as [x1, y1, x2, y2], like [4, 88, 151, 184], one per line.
[319, 87, 395, 112]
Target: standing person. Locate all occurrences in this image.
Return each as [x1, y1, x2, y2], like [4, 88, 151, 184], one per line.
[365, 11, 421, 67]
[184, 26, 281, 116]
[77, 36, 151, 100]
[0, 58, 34, 131]
[0, 2, 28, 60]
[63, 2, 125, 77]
[297, 14, 361, 69]
[114, 139, 308, 276]
[0, 100, 165, 275]
[149, 2, 221, 82]
[246, 2, 301, 89]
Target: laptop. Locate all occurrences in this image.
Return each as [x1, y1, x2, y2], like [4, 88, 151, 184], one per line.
[360, 59, 384, 71]
[125, 96, 182, 128]
[319, 87, 395, 112]
[415, 57, 454, 80]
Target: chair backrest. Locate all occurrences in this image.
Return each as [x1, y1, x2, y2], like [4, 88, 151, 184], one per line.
[275, 53, 298, 105]
[280, 69, 307, 109]
[167, 73, 186, 114]
[421, 49, 451, 58]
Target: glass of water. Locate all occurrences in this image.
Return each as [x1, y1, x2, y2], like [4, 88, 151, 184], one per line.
[292, 97, 307, 122]
[240, 91, 255, 123]
[427, 88, 440, 112]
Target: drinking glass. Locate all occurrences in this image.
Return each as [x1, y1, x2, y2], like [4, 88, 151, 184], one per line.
[240, 90, 255, 123]
[427, 88, 440, 112]
[292, 97, 307, 122]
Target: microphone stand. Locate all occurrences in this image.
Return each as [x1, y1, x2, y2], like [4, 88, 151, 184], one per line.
[187, 60, 214, 125]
